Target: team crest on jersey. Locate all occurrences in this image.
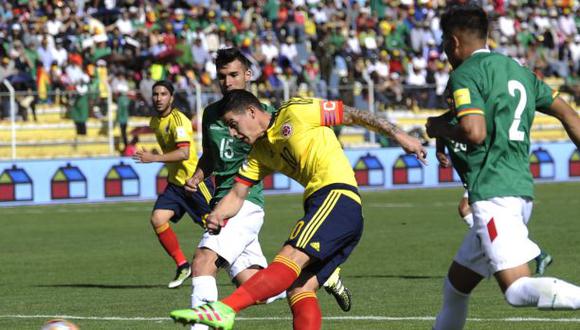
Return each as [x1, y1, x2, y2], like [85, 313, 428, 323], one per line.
[281, 123, 293, 138]
[165, 125, 170, 134]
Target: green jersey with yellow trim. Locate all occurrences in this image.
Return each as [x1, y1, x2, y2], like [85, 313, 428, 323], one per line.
[448, 50, 557, 203]
[202, 100, 276, 207]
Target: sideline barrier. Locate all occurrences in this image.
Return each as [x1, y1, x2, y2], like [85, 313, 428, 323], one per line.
[0, 142, 578, 206]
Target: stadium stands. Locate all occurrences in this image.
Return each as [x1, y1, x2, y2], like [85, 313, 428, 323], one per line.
[0, 1, 578, 159]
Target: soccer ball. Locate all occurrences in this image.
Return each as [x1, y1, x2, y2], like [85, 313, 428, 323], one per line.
[40, 319, 79, 330]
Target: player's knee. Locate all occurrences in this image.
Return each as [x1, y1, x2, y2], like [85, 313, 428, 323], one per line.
[191, 248, 219, 276]
[150, 213, 168, 227]
[504, 277, 529, 307]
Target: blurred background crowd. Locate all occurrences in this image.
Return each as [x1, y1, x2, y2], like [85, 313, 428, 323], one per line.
[0, 0, 578, 137]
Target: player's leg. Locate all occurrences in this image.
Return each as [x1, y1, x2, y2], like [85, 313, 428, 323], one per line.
[287, 273, 322, 330]
[475, 197, 580, 310]
[189, 247, 220, 330]
[433, 261, 483, 330]
[171, 185, 364, 328]
[151, 210, 187, 267]
[434, 207, 490, 330]
[151, 189, 191, 289]
[229, 240, 287, 304]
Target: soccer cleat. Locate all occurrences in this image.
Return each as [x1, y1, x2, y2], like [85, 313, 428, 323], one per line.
[168, 263, 191, 289]
[170, 301, 235, 330]
[323, 267, 352, 312]
[535, 252, 553, 276]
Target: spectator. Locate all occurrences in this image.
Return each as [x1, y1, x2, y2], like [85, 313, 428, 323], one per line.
[70, 73, 90, 136]
[115, 90, 130, 151]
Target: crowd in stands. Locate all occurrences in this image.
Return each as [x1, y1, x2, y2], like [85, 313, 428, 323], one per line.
[0, 0, 578, 129]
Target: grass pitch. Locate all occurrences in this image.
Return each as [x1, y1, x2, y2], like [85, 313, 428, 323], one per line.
[1, 182, 579, 329]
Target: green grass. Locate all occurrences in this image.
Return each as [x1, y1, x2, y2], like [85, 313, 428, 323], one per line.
[1, 182, 580, 329]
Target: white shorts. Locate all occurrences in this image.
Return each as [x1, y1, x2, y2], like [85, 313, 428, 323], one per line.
[454, 196, 540, 278]
[198, 200, 268, 279]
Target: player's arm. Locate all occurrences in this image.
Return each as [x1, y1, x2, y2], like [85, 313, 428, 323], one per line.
[539, 97, 580, 148]
[342, 105, 428, 164]
[185, 151, 215, 192]
[426, 112, 485, 145]
[205, 181, 249, 234]
[435, 138, 451, 168]
[133, 145, 189, 163]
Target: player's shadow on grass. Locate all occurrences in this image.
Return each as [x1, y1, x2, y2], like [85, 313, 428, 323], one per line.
[350, 274, 443, 280]
[36, 284, 162, 289]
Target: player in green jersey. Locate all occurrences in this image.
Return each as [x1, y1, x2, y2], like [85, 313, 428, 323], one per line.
[436, 100, 553, 276]
[183, 49, 351, 329]
[426, 6, 580, 330]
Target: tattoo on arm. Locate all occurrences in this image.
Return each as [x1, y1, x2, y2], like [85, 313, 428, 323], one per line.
[343, 105, 402, 137]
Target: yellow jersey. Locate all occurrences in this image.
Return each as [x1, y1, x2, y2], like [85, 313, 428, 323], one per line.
[150, 109, 198, 186]
[237, 97, 357, 199]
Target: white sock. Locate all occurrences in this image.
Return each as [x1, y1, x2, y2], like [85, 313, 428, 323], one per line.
[505, 276, 580, 309]
[462, 213, 474, 228]
[191, 276, 218, 330]
[265, 291, 287, 304]
[433, 277, 470, 330]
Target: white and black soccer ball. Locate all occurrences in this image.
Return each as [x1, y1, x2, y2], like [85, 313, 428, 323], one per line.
[40, 319, 79, 330]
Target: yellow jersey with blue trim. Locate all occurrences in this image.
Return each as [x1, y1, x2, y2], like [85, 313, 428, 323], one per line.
[149, 109, 198, 186]
[236, 97, 357, 199]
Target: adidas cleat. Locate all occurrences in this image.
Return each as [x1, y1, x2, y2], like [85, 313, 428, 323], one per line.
[168, 263, 191, 289]
[323, 267, 352, 312]
[170, 301, 235, 330]
[535, 252, 553, 276]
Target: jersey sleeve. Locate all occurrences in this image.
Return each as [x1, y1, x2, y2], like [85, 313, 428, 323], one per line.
[449, 70, 486, 119]
[533, 75, 559, 110]
[235, 150, 273, 187]
[172, 112, 193, 147]
[201, 107, 211, 152]
[297, 98, 344, 128]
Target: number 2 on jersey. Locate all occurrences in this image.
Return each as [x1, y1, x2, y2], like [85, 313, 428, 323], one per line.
[508, 80, 527, 141]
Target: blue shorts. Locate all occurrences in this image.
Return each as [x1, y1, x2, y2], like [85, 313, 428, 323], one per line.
[153, 178, 214, 227]
[286, 183, 364, 285]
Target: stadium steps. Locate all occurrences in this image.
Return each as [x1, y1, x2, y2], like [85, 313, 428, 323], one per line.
[0, 106, 576, 159]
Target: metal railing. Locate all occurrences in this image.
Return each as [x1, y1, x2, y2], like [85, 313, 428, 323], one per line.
[0, 81, 448, 160]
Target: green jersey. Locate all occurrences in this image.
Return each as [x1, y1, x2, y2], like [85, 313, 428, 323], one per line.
[202, 100, 276, 207]
[448, 50, 557, 203]
[439, 112, 468, 187]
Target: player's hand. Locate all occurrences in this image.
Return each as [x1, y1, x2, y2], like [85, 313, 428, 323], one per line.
[425, 116, 452, 138]
[396, 133, 428, 165]
[133, 148, 156, 163]
[185, 175, 202, 192]
[436, 151, 451, 167]
[205, 213, 225, 235]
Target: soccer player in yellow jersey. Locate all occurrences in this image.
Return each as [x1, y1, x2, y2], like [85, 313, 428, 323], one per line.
[134, 80, 214, 289]
[170, 89, 427, 329]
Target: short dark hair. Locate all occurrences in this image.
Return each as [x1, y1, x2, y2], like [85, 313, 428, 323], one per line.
[441, 5, 489, 41]
[215, 47, 252, 70]
[220, 89, 263, 116]
[152, 80, 174, 95]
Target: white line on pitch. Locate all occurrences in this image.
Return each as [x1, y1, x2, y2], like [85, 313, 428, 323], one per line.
[2, 314, 580, 323]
